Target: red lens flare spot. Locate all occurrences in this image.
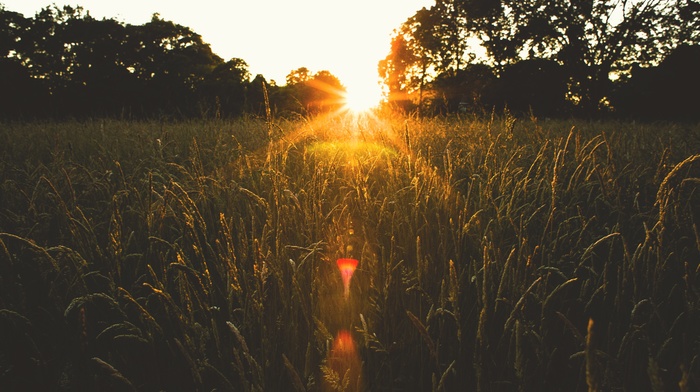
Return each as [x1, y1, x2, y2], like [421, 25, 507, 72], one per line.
[326, 329, 362, 391]
[331, 330, 357, 357]
[336, 258, 358, 300]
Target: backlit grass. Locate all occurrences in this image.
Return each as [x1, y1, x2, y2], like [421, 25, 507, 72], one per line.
[1, 113, 699, 391]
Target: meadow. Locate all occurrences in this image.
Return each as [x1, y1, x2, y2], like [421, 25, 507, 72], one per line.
[1, 111, 699, 391]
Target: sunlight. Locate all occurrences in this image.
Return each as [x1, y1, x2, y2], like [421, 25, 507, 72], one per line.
[343, 82, 383, 113]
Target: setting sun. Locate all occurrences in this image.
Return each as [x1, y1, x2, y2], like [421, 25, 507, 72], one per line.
[343, 82, 383, 113]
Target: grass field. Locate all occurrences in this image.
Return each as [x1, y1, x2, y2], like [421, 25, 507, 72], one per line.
[1, 112, 699, 391]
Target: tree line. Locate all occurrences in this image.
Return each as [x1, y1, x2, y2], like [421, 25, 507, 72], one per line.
[2, 2, 699, 121]
[380, 0, 700, 120]
[0, 5, 346, 120]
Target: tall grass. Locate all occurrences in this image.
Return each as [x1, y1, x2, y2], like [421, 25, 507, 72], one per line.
[0, 113, 698, 391]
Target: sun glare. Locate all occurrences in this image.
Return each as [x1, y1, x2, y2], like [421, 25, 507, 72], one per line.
[343, 83, 383, 113]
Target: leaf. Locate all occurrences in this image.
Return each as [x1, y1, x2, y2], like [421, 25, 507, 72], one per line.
[226, 321, 250, 355]
[320, 364, 342, 392]
[542, 277, 578, 316]
[0, 309, 41, 358]
[406, 310, 437, 364]
[647, 357, 665, 392]
[555, 311, 584, 344]
[504, 276, 543, 332]
[585, 318, 599, 391]
[95, 321, 142, 343]
[580, 233, 620, 261]
[282, 354, 306, 392]
[90, 357, 136, 392]
[436, 360, 456, 391]
[64, 293, 127, 322]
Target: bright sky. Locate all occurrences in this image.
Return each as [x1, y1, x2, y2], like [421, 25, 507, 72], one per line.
[2, 0, 434, 105]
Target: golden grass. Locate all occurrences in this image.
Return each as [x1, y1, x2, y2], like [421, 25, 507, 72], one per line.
[0, 113, 699, 391]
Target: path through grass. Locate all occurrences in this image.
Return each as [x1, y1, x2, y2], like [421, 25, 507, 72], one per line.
[1, 113, 699, 391]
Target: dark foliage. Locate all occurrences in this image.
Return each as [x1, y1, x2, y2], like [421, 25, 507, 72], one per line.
[612, 45, 700, 121]
[492, 59, 569, 117]
[383, 0, 700, 120]
[0, 5, 345, 120]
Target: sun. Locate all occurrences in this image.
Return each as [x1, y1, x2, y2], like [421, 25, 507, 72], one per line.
[343, 82, 383, 113]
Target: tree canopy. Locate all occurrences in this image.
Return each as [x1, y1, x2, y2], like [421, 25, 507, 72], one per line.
[0, 4, 346, 119]
[1, 2, 698, 120]
[381, 0, 700, 119]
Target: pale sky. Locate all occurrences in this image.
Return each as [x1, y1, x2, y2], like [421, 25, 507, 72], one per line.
[2, 0, 434, 102]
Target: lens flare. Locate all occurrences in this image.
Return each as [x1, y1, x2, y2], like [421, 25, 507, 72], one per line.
[331, 330, 357, 357]
[336, 258, 358, 300]
[325, 329, 362, 391]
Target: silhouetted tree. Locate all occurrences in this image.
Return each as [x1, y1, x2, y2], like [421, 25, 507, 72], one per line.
[462, 0, 700, 114]
[18, 5, 77, 110]
[0, 57, 46, 118]
[57, 11, 135, 116]
[428, 63, 496, 114]
[198, 58, 250, 118]
[381, 6, 445, 112]
[495, 59, 568, 116]
[281, 67, 313, 113]
[378, 33, 417, 112]
[0, 5, 27, 55]
[612, 44, 700, 121]
[285, 67, 311, 85]
[1, 5, 229, 118]
[434, 0, 472, 71]
[246, 74, 271, 116]
[282, 68, 345, 114]
[0, 3, 370, 119]
[306, 70, 344, 113]
[0, 6, 44, 118]
[382, 0, 700, 117]
[126, 14, 223, 117]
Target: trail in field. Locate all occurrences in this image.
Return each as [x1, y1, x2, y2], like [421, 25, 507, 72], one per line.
[282, 110, 422, 391]
[260, 108, 458, 390]
[316, 111, 394, 392]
